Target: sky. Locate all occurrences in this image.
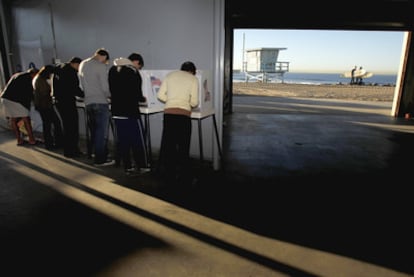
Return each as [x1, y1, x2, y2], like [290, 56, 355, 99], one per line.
[233, 29, 406, 74]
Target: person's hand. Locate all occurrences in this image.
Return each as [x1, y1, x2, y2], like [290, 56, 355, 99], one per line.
[75, 96, 84, 102]
[139, 96, 148, 106]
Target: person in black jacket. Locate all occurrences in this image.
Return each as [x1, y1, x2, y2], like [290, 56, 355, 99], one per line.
[1, 68, 39, 145]
[52, 57, 84, 158]
[108, 53, 149, 176]
[32, 65, 63, 150]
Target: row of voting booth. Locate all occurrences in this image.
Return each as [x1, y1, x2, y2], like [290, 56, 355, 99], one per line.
[24, 69, 220, 165]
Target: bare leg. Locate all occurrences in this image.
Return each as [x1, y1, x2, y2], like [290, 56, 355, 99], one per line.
[10, 117, 24, 145]
[21, 116, 36, 144]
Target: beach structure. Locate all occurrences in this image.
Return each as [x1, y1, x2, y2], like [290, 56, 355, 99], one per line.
[242, 47, 289, 83]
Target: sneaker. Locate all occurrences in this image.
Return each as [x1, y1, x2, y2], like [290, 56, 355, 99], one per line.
[125, 167, 140, 177]
[125, 167, 136, 172]
[139, 168, 151, 174]
[94, 159, 115, 167]
[125, 167, 151, 176]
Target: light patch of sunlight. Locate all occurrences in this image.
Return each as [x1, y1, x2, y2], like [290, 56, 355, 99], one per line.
[0, 140, 410, 277]
[350, 121, 414, 133]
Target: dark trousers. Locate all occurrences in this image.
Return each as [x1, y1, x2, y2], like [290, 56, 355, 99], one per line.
[56, 101, 80, 157]
[113, 117, 147, 170]
[159, 114, 192, 180]
[38, 107, 63, 149]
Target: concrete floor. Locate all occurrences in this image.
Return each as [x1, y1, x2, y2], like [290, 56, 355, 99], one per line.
[1, 95, 413, 276]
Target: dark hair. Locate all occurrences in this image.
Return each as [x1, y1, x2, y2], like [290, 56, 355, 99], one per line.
[180, 61, 196, 75]
[38, 65, 55, 78]
[28, 68, 39, 75]
[128, 53, 144, 67]
[69, 57, 82, 64]
[95, 48, 110, 60]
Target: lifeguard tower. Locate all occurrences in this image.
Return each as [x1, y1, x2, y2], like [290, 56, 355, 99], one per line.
[243, 47, 289, 82]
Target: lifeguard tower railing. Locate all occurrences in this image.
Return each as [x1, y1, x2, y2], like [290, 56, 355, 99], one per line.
[241, 61, 290, 83]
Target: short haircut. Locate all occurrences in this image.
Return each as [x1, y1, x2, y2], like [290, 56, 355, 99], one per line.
[69, 57, 82, 64]
[180, 61, 196, 74]
[95, 48, 110, 60]
[128, 53, 144, 67]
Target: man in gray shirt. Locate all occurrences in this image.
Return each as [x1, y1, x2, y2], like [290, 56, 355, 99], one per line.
[78, 48, 114, 166]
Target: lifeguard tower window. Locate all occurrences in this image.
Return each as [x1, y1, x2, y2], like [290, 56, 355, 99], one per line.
[238, 47, 290, 83]
[245, 48, 288, 73]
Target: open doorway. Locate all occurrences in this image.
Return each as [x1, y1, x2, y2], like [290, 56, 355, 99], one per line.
[230, 29, 406, 114]
[222, 28, 411, 180]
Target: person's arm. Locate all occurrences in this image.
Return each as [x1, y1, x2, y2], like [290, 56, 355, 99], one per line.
[71, 70, 84, 98]
[136, 71, 147, 103]
[99, 64, 111, 99]
[157, 79, 168, 103]
[190, 77, 199, 108]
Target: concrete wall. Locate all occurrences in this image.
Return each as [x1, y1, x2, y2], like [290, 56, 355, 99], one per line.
[4, 0, 224, 166]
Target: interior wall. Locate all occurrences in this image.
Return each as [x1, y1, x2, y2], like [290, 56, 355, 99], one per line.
[5, 0, 224, 164]
[10, 0, 217, 71]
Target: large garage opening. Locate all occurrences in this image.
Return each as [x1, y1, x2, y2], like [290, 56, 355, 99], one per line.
[231, 29, 406, 114]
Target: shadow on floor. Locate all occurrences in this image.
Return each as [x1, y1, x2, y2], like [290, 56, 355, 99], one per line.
[1, 95, 413, 276]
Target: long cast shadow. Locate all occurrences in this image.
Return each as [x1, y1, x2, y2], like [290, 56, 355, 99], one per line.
[0, 150, 317, 276]
[142, 96, 414, 275]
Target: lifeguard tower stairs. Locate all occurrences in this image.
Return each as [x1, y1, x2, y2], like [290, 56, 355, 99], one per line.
[242, 47, 289, 83]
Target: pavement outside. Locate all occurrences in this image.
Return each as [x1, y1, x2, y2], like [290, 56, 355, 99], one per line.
[1, 95, 413, 276]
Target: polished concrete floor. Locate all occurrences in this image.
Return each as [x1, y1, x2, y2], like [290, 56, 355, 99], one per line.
[1, 95, 413, 276]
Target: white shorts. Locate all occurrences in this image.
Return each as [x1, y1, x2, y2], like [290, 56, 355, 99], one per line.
[1, 98, 29, 118]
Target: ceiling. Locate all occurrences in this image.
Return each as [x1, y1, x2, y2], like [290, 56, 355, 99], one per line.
[225, 0, 414, 31]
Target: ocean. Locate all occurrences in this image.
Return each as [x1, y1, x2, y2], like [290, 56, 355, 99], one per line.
[233, 72, 397, 86]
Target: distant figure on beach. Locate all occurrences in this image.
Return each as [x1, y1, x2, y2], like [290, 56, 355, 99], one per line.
[351, 65, 357, 85]
[356, 66, 363, 85]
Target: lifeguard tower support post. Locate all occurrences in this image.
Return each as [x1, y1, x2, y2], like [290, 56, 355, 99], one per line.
[243, 47, 289, 82]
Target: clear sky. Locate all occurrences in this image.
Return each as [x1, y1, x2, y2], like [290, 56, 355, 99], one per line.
[233, 29, 406, 74]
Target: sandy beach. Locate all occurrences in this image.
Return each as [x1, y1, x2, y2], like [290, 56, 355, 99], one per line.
[232, 82, 395, 102]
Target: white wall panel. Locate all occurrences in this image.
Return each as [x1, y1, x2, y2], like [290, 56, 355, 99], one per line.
[8, 0, 224, 164]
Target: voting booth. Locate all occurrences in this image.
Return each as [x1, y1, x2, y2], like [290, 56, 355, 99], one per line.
[139, 69, 219, 162]
[140, 69, 213, 114]
[140, 70, 169, 111]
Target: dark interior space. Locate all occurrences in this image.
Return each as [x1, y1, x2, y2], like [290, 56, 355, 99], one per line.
[3, 95, 414, 275]
[1, 1, 414, 276]
[225, 0, 414, 30]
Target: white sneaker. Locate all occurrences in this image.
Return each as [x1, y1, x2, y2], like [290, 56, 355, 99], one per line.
[94, 160, 115, 167]
[124, 167, 150, 177]
[125, 167, 140, 177]
[139, 168, 151, 174]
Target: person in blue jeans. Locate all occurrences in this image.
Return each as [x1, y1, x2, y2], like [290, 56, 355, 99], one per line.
[78, 48, 114, 166]
[108, 53, 150, 176]
[85, 103, 112, 164]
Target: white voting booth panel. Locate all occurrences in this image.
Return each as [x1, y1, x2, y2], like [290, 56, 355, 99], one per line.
[140, 70, 169, 111]
[194, 70, 213, 116]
